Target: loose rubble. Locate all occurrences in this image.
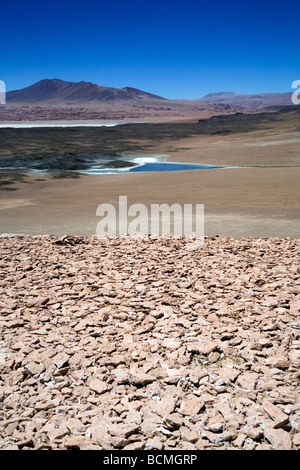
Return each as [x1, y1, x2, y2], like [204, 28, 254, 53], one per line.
[0, 235, 299, 450]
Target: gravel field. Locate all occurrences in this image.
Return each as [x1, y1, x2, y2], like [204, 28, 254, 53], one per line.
[0, 235, 299, 450]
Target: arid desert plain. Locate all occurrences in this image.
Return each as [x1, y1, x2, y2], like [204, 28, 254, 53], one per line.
[0, 107, 299, 238]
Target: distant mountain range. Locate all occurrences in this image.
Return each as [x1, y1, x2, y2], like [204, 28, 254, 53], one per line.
[199, 91, 293, 109]
[6, 79, 294, 109]
[6, 79, 168, 104]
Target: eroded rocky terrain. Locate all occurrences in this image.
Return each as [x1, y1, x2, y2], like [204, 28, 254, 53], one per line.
[0, 235, 299, 450]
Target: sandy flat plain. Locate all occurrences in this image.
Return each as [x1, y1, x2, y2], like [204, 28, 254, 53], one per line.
[0, 110, 299, 238]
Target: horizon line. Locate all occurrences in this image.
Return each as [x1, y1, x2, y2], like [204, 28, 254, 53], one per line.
[4, 77, 293, 99]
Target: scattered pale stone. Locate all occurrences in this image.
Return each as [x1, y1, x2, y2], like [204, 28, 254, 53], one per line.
[255, 443, 273, 450]
[64, 436, 99, 450]
[232, 433, 247, 448]
[262, 401, 289, 429]
[201, 430, 224, 443]
[221, 430, 238, 442]
[52, 352, 69, 369]
[195, 438, 209, 450]
[111, 368, 130, 384]
[109, 423, 141, 439]
[90, 420, 113, 449]
[181, 430, 199, 443]
[130, 371, 156, 386]
[289, 350, 300, 367]
[187, 341, 218, 356]
[178, 398, 205, 416]
[145, 436, 164, 450]
[164, 369, 185, 384]
[152, 397, 177, 417]
[208, 421, 224, 433]
[236, 372, 259, 391]
[293, 433, 300, 446]
[264, 428, 292, 450]
[88, 378, 108, 395]
[208, 352, 220, 363]
[65, 417, 85, 434]
[47, 424, 69, 441]
[161, 339, 182, 350]
[123, 442, 144, 450]
[246, 427, 264, 440]
[265, 356, 290, 370]
[163, 413, 184, 430]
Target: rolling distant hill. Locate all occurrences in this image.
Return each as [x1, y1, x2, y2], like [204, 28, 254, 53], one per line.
[6, 80, 294, 110]
[199, 91, 293, 109]
[4, 78, 294, 122]
[6, 79, 168, 103]
[3, 78, 238, 121]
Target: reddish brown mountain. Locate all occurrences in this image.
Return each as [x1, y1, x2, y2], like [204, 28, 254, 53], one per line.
[6, 79, 168, 103]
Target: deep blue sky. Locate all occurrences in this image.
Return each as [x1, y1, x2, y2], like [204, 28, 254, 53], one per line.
[1, 0, 299, 99]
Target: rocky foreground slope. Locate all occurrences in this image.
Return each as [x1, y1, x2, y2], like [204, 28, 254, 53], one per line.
[0, 235, 299, 450]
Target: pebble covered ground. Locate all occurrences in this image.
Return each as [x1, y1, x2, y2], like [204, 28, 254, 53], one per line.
[0, 235, 299, 450]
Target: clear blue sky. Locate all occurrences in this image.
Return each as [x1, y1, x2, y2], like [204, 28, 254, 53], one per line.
[1, 0, 299, 99]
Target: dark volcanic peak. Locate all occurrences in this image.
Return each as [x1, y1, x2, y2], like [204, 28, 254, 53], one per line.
[121, 87, 166, 101]
[6, 79, 168, 104]
[7, 78, 73, 102]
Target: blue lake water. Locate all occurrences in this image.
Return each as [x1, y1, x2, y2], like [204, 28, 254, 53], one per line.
[0, 155, 228, 174]
[128, 162, 221, 172]
[80, 157, 225, 174]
